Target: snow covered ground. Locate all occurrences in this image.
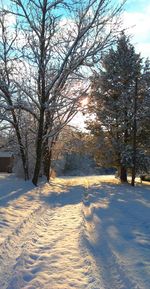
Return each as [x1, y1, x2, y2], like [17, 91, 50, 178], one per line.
[0, 173, 150, 289]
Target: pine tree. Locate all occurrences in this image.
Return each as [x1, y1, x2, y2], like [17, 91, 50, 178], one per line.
[89, 32, 143, 182]
[140, 58, 150, 150]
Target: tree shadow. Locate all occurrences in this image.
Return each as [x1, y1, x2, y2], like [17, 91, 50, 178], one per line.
[40, 184, 84, 207]
[80, 181, 150, 287]
[83, 181, 150, 242]
[0, 173, 34, 207]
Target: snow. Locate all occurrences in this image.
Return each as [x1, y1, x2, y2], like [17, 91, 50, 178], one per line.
[0, 173, 150, 289]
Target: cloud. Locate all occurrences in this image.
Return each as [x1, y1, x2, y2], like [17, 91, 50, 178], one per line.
[122, 5, 150, 58]
[136, 43, 150, 59]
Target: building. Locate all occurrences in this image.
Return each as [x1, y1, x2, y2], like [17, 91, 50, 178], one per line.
[0, 152, 14, 173]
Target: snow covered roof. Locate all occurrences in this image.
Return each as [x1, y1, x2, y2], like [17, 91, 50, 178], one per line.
[0, 151, 14, 158]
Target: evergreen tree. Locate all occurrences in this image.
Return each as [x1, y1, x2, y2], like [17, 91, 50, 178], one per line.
[88, 33, 143, 182]
[140, 58, 150, 150]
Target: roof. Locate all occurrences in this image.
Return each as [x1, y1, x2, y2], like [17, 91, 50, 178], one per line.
[0, 151, 14, 158]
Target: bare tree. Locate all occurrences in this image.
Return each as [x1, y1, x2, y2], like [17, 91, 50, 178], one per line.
[2, 0, 124, 185]
[0, 11, 31, 179]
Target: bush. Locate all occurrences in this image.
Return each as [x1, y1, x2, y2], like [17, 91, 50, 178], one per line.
[140, 175, 150, 182]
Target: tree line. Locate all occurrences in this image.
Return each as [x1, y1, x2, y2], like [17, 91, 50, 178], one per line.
[87, 33, 150, 185]
[0, 1, 149, 186]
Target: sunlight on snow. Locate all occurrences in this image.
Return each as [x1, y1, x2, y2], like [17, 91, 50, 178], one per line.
[0, 174, 149, 289]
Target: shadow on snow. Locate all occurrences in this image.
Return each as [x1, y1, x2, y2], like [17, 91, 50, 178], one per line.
[0, 174, 34, 207]
[80, 182, 150, 288]
[40, 184, 84, 207]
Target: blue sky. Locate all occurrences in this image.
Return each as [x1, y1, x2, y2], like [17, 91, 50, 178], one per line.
[125, 0, 147, 12]
[73, 0, 150, 130]
[2, 0, 149, 59]
[123, 0, 150, 58]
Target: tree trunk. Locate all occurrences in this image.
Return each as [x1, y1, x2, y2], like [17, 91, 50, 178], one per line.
[43, 135, 58, 181]
[16, 126, 29, 181]
[6, 93, 29, 180]
[24, 129, 29, 180]
[43, 142, 52, 182]
[120, 165, 127, 182]
[32, 109, 44, 185]
[131, 77, 138, 186]
[131, 167, 136, 186]
[13, 111, 29, 181]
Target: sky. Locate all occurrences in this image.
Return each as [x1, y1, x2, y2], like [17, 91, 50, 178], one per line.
[1, 0, 149, 131]
[2, 0, 149, 59]
[122, 0, 150, 58]
[71, 0, 150, 130]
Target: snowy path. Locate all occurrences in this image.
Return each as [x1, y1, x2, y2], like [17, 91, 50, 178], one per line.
[0, 204, 101, 289]
[0, 175, 102, 289]
[0, 174, 150, 289]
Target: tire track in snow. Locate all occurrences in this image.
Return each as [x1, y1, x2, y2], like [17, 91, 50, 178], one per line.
[1, 176, 147, 289]
[0, 181, 103, 289]
[0, 202, 46, 289]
